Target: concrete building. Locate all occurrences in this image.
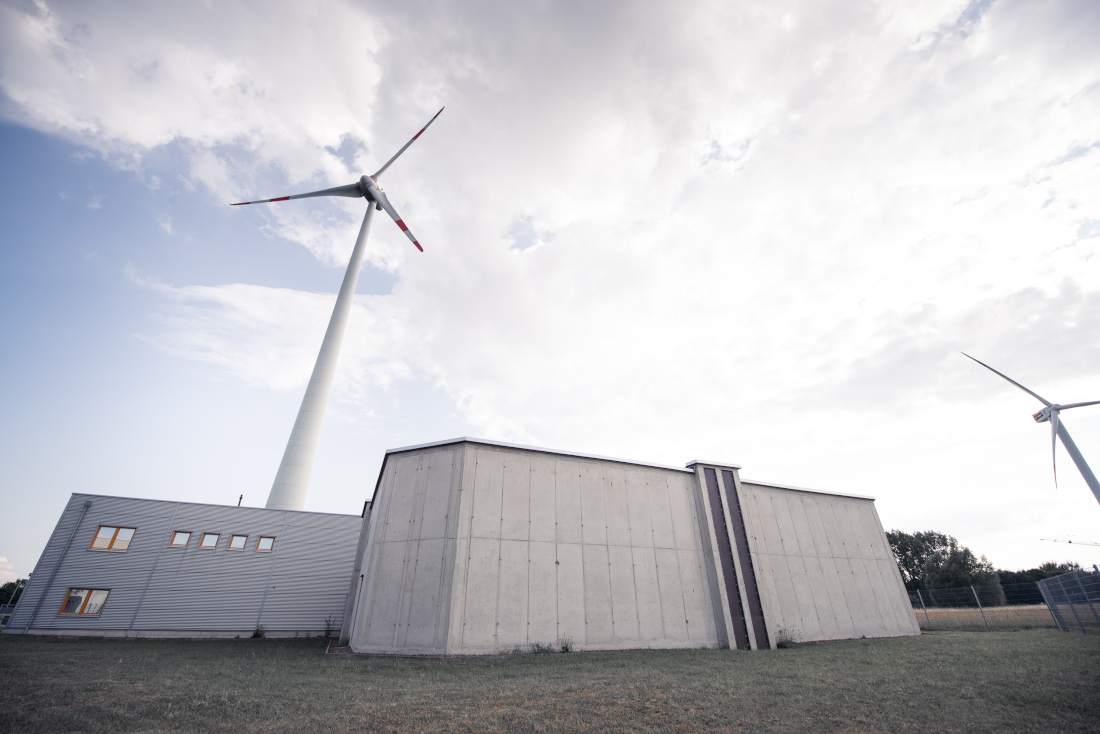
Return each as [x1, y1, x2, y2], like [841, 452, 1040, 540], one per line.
[343, 438, 918, 654]
[5, 494, 360, 637]
[5, 438, 918, 650]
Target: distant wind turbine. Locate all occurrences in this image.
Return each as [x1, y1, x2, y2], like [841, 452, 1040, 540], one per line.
[233, 107, 443, 512]
[963, 353, 1100, 506]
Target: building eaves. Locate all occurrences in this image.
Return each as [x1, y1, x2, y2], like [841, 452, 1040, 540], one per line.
[385, 436, 695, 474]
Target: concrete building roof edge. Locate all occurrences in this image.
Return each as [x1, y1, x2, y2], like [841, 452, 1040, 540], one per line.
[684, 460, 743, 470]
[739, 479, 876, 501]
[385, 436, 696, 474]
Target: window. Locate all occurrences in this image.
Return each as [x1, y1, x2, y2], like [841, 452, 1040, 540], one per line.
[89, 526, 136, 551]
[256, 537, 275, 552]
[170, 531, 191, 547]
[59, 589, 109, 616]
[228, 535, 247, 550]
[200, 533, 220, 549]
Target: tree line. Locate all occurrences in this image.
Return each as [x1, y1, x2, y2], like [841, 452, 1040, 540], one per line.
[886, 530, 1081, 606]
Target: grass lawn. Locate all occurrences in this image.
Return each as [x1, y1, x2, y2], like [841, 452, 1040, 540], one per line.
[1, 630, 1098, 733]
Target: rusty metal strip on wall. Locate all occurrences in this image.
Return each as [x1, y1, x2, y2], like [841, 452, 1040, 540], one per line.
[721, 470, 769, 649]
[704, 468, 750, 650]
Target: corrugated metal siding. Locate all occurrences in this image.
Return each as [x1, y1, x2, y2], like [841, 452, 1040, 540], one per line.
[6, 494, 361, 635]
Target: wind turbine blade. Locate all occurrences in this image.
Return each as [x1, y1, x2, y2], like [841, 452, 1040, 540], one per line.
[371, 107, 444, 179]
[961, 353, 1052, 406]
[1051, 411, 1059, 488]
[366, 186, 424, 252]
[230, 182, 362, 206]
[1055, 420, 1100, 507]
[1058, 399, 1100, 411]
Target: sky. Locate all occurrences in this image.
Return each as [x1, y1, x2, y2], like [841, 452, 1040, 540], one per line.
[2, 0, 1099, 584]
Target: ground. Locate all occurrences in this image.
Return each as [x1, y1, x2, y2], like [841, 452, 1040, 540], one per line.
[0, 630, 1097, 733]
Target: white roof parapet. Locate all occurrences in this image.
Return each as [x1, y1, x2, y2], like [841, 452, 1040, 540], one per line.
[685, 460, 743, 470]
[385, 436, 695, 474]
[739, 478, 876, 501]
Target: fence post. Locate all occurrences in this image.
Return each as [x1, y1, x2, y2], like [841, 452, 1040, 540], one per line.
[1069, 573, 1099, 633]
[1057, 576, 1087, 635]
[971, 585, 990, 632]
[916, 589, 931, 630]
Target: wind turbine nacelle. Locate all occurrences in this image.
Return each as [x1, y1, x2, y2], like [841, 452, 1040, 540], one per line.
[1033, 407, 1053, 423]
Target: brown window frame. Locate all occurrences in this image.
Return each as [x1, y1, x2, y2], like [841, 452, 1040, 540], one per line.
[169, 531, 192, 547]
[88, 526, 136, 552]
[199, 532, 220, 549]
[227, 534, 248, 551]
[58, 588, 110, 616]
[255, 536, 275, 552]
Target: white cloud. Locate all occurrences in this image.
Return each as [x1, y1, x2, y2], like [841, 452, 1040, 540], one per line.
[0, 555, 15, 585]
[4, 0, 1100, 567]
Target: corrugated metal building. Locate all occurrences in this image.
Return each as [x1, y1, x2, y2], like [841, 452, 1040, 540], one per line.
[4, 494, 360, 638]
[344, 438, 919, 654]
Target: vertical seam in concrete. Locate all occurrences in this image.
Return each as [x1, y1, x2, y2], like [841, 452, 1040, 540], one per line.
[458, 446, 480, 651]
[553, 460, 560, 645]
[668, 475, 690, 642]
[629, 473, 644, 642]
[363, 460, 399, 645]
[434, 449, 457, 650]
[604, 469, 616, 640]
[579, 468, 588, 644]
[493, 455, 506, 650]
[525, 458, 532, 645]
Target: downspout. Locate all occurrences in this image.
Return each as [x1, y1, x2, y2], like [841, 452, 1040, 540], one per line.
[24, 500, 92, 634]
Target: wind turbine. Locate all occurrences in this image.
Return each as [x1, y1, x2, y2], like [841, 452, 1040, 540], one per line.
[963, 353, 1100, 507]
[233, 107, 443, 512]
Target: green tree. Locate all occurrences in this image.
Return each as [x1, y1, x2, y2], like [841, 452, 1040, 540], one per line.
[887, 530, 1005, 605]
[997, 561, 1081, 586]
[0, 579, 27, 605]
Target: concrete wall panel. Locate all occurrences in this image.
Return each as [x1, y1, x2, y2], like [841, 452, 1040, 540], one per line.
[529, 455, 557, 543]
[459, 536, 500, 650]
[580, 464, 608, 546]
[632, 546, 664, 640]
[500, 454, 530, 541]
[582, 543, 614, 645]
[556, 542, 586, 646]
[556, 462, 583, 545]
[738, 481, 916, 644]
[606, 467, 632, 548]
[528, 540, 557, 644]
[654, 547, 688, 641]
[608, 544, 639, 641]
[497, 539, 529, 646]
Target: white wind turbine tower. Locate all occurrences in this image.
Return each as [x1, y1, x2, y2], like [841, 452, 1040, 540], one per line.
[964, 353, 1100, 506]
[232, 108, 443, 512]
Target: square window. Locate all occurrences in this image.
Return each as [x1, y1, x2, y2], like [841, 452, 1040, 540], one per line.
[170, 531, 191, 547]
[90, 527, 116, 549]
[228, 535, 247, 550]
[59, 588, 109, 616]
[256, 537, 275, 552]
[113, 528, 135, 551]
[200, 533, 220, 549]
[90, 526, 136, 551]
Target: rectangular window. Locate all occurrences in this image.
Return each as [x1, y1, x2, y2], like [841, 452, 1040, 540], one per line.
[89, 526, 136, 551]
[256, 537, 275, 552]
[228, 535, 247, 550]
[59, 589, 109, 616]
[170, 531, 191, 547]
[200, 533, 220, 549]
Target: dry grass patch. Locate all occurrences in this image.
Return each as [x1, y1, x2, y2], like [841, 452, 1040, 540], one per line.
[1, 630, 1098, 732]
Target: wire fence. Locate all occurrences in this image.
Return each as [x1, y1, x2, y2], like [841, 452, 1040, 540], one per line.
[1037, 570, 1100, 636]
[908, 582, 1057, 632]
